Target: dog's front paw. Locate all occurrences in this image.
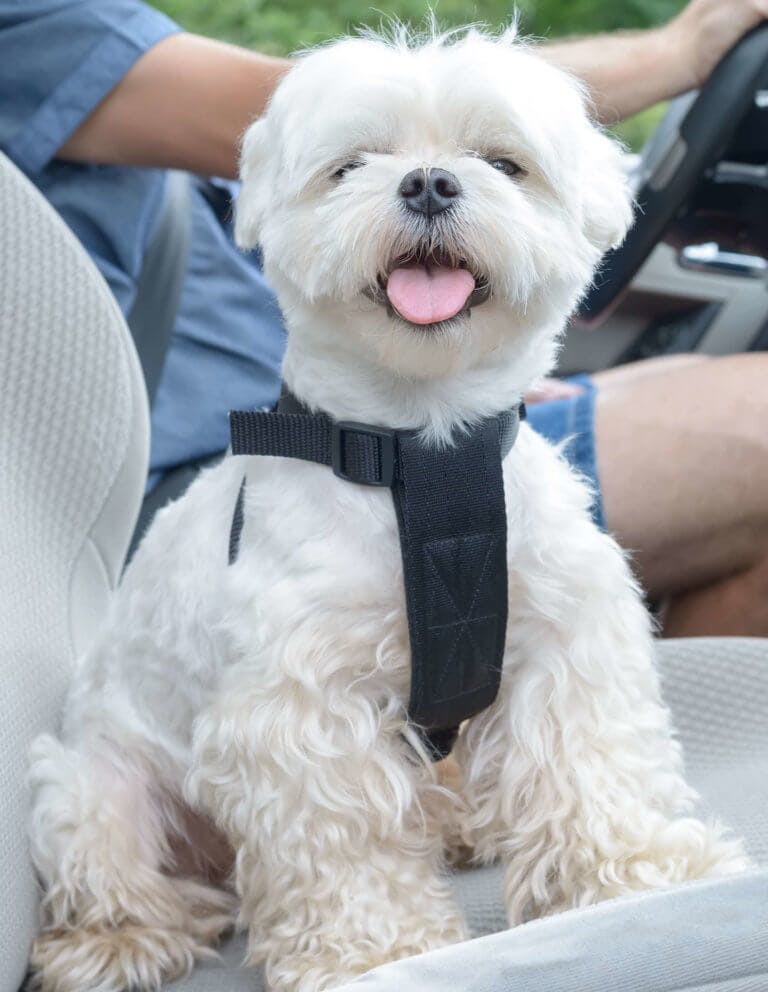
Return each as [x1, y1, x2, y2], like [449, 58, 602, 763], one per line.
[29, 923, 215, 992]
[266, 933, 461, 992]
[597, 816, 752, 894]
[259, 913, 468, 992]
[29, 880, 235, 992]
[508, 814, 751, 921]
[266, 947, 392, 992]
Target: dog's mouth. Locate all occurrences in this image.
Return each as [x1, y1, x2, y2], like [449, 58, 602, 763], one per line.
[366, 250, 491, 328]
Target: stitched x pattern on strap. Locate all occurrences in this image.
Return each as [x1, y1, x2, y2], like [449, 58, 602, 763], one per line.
[424, 532, 503, 702]
[394, 422, 509, 738]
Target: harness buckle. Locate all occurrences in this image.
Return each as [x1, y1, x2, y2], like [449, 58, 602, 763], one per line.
[332, 422, 396, 487]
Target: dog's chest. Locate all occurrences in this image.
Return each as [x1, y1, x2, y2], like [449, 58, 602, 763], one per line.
[230, 459, 407, 657]
[228, 444, 536, 696]
[231, 441, 544, 608]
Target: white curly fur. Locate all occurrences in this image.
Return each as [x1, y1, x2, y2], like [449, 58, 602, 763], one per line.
[28, 28, 749, 992]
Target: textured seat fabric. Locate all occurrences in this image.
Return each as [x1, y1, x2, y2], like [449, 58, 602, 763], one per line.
[174, 637, 768, 991]
[0, 151, 149, 991]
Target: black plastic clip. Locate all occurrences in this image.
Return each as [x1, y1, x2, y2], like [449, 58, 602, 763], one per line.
[332, 422, 396, 487]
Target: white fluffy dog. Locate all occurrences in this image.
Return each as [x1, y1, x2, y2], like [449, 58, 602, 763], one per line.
[28, 27, 748, 992]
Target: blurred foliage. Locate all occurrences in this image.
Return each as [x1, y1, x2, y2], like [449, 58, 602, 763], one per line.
[153, 0, 686, 147]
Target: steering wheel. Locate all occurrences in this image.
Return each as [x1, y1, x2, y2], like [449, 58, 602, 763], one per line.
[578, 24, 768, 325]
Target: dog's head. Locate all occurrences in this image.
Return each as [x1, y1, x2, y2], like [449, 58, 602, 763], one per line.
[236, 29, 632, 392]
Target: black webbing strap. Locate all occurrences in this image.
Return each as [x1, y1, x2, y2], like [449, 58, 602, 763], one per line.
[228, 393, 524, 759]
[229, 410, 396, 487]
[228, 476, 246, 567]
[393, 414, 511, 738]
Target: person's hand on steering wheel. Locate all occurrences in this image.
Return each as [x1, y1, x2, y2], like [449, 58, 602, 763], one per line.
[544, 0, 768, 323]
[544, 0, 768, 124]
[671, 0, 768, 90]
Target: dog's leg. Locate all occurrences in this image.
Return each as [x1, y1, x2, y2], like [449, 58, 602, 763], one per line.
[28, 735, 235, 992]
[456, 444, 749, 923]
[189, 668, 467, 992]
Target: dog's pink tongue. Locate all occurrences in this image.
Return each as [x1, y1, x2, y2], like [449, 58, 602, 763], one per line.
[386, 263, 475, 325]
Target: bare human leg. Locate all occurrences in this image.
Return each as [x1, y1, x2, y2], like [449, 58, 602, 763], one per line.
[592, 353, 768, 636]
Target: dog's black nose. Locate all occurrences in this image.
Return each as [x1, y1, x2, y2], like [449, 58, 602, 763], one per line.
[398, 168, 461, 218]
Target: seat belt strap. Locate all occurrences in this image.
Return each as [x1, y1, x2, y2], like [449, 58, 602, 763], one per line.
[127, 171, 192, 405]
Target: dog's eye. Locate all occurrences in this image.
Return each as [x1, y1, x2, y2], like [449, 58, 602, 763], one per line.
[332, 161, 364, 181]
[487, 158, 523, 178]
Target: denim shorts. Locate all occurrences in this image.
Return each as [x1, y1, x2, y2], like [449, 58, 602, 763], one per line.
[525, 374, 605, 530]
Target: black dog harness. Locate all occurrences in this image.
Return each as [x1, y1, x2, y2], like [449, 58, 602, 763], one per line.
[228, 390, 525, 759]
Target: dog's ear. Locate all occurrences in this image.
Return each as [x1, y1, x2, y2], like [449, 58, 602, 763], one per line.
[580, 127, 634, 254]
[235, 118, 271, 250]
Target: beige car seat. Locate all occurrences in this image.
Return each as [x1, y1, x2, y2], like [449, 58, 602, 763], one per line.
[0, 150, 148, 990]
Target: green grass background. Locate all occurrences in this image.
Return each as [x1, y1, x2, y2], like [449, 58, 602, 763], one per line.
[153, 0, 685, 148]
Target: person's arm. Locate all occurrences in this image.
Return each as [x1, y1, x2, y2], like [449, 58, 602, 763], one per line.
[55, 0, 768, 176]
[57, 33, 290, 178]
[543, 0, 768, 123]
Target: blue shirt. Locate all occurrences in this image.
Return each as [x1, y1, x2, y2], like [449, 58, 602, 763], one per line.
[0, 0, 285, 491]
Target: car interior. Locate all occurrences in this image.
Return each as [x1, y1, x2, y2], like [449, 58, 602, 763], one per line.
[564, 24, 768, 371]
[2, 25, 768, 992]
